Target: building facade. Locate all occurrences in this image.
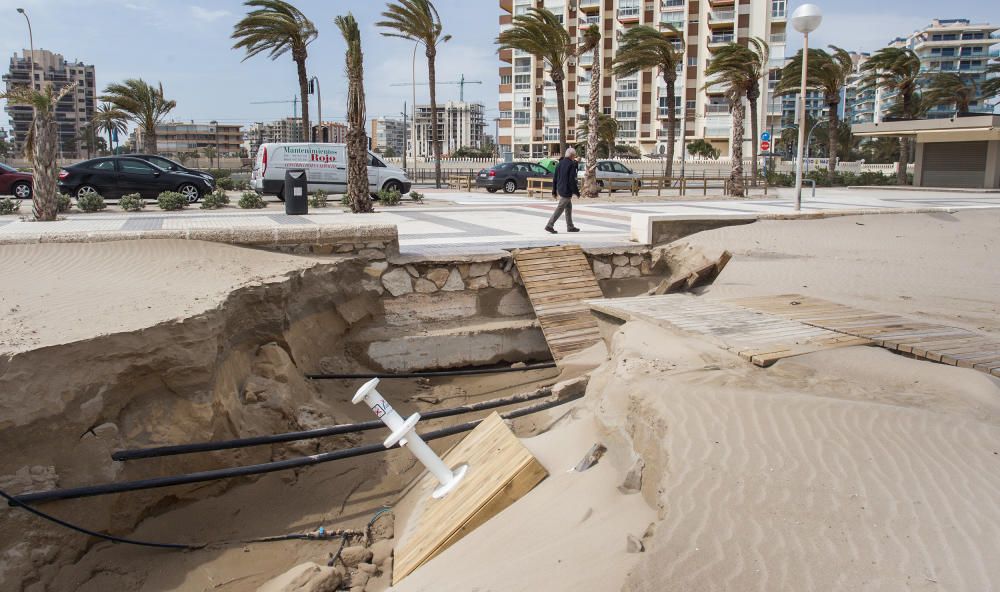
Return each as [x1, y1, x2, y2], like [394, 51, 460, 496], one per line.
[244, 118, 305, 155]
[371, 118, 407, 156]
[497, 0, 788, 159]
[411, 101, 486, 157]
[313, 121, 348, 144]
[3, 49, 96, 158]
[132, 121, 242, 156]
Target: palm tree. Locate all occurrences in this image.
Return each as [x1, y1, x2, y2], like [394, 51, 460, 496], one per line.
[578, 25, 601, 197]
[577, 113, 619, 159]
[335, 14, 374, 214]
[705, 38, 769, 189]
[777, 46, 853, 181]
[860, 47, 921, 184]
[0, 83, 76, 220]
[92, 103, 128, 154]
[925, 72, 978, 116]
[101, 79, 176, 154]
[202, 146, 218, 168]
[612, 25, 684, 178]
[377, 0, 450, 189]
[232, 0, 317, 141]
[497, 7, 572, 156]
[980, 64, 1000, 104]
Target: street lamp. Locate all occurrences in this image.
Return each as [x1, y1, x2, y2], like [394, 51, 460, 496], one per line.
[309, 76, 322, 141]
[790, 3, 822, 211]
[16, 8, 35, 90]
[210, 120, 218, 168]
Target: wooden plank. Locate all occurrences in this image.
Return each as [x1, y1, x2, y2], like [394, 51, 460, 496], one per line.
[393, 413, 547, 583]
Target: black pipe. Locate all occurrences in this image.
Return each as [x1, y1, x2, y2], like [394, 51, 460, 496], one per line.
[12, 393, 582, 506]
[113, 387, 554, 461]
[304, 361, 557, 380]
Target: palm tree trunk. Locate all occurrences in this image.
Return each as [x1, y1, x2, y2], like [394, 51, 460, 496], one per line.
[748, 96, 759, 187]
[146, 125, 158, 155]
[348, 128, 372, 212]
[582, 48, 601, 198]
[427, 50, 442, 189]
[108, 129, 113, 155]
[896, 136, 908, 184]
[553, 71, 567, 157]
[827, 101, 839, 182]
[33, 116, 59, 221]
[664, 74, 676, 179]
[728, 98, 746, 198]
[294, 50, 310, 142]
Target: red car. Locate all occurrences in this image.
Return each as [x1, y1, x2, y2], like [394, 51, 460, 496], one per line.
[0, 163, 33, 200]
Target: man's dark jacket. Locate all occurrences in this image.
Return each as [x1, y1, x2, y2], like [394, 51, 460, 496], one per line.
[551, 157, 580, 199]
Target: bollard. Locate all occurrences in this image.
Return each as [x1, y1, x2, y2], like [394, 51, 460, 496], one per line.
[352, 378, 468, 499]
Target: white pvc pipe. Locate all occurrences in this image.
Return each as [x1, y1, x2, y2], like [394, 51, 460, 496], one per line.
[352, 378, 468, 498]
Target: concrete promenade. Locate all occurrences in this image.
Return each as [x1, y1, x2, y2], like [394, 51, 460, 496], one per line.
[1, 188, 998, 255]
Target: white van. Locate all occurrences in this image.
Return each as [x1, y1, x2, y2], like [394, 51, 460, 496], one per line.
[250, 143, 411, 199]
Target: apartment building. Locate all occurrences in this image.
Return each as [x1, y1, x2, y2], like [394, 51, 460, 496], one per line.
[497, 0, 788, 159]
[132, 121, 242, 156]
[314, 121, 348, 144]
[244, 118, 305, 155]
[411, 101, 486, 157]
[371, 118, 406, 156]
[3, 49, 96, 157]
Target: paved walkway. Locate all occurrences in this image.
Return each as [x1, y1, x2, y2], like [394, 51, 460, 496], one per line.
[2, 188, 999, 256]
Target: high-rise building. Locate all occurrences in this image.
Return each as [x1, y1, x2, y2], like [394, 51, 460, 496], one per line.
[890, 19, 999, 118]
[244, 118, 305, 155]
[3, 49, 96, 157]
[131, 121, 242, 156]
[371, 118, 407, 157]
[313, 121, 348, 143]
[410, 101, 486, 157]
[497, 0, 788, 159]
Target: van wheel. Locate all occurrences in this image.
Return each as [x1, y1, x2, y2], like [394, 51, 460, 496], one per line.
[382, 180, 403, 194]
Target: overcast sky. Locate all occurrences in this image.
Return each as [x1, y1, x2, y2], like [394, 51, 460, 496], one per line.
[1, 0, 996, 133]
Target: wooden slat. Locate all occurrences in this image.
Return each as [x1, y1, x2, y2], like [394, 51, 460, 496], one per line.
[515, 245, 604, 363]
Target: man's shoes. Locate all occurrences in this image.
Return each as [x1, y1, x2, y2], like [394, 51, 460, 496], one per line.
[567, 227, 581, 233]
[545, 226, 557, 234]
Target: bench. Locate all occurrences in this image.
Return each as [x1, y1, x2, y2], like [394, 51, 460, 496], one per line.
[447, 175, 474, 190]
[630, 212, 759, 245]
[597, 178, 641, 196]
[527, 177, 554, 198]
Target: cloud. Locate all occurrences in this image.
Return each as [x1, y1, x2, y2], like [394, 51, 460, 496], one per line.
[190, 5, 231, 23]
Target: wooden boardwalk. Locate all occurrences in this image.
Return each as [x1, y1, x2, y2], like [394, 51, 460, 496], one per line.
[513, 245, 605, 362]
[588, 294, 870, 367]
[728, 294, 1000, 377]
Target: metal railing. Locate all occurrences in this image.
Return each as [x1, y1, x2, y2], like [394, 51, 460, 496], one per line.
[709, 33, 735, 44]
[709, 10, 735, 21]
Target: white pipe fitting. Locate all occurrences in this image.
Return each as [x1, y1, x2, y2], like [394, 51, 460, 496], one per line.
[352, 378, 467, 499]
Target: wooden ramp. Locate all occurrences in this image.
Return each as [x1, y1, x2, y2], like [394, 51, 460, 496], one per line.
[588, 294, 870, 366]
[393, 412, 547, 583]
[514, 245, 604, 362]
[728, 294, 1000, 377]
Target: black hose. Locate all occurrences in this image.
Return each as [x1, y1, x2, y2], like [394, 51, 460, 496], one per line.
[11, 393, 582, 506]
[113, 387, 554, 461]
[304, 361, 557, 380]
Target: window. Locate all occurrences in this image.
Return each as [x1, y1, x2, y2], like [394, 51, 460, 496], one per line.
[530, 164, 549, 174]
[616, 80, 638, 99]
[514, 74, 531, 90]
[612, 163, 632, 174]
[521, 96, 531, 107]
[771, 0, 785, 18]
[89, 160, 116, 171]
[500, 75, 512, 85]
[597, 162, 612, 172]
[513, 110, 531, 125]
[119, 159, 156, 175]
[688, 56, 698, 67]
[499, 110, 512, 120]
[369, 154, 386, 167]
[147, 156, 177, 171]
[514, 58, 532, 74]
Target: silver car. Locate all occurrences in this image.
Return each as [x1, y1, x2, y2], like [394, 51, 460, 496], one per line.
[576, 159, 641, 189]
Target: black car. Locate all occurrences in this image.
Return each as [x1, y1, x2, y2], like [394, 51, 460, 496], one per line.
[129, 154, 216, 188]
[475, 162, 551, 193]
[58, 156, 213, 203]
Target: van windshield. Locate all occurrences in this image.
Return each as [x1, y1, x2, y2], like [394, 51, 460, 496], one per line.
[369, 154, 386, 168]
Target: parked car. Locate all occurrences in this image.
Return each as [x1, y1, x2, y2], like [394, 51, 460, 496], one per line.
[128, 154, 216, 187]
[58, 156, 214, 202]
[250, 143, 411, 200]
[475, 162, 552, 193]
[576, 159, 642, 188]
[0, 163, 33, 200]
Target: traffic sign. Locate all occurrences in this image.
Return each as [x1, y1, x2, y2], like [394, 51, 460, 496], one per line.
[761, 131, 771, 142]
[760, 140, 771, 151]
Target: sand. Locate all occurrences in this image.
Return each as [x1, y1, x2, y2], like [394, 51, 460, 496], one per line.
[0, 239, 331, 354]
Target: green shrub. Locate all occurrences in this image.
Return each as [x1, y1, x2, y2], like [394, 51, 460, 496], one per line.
[238, 191, 266, 209]
[200, 190, 230, 210]
[119, 193, 145, 212]
[206, 168, 229, 179]
[340, 194, 351, 207]
[377, 188, 402, 206]
[0, 197, 20, 215]
[57, 194, 72, 213]
[409, 190, 424, 202]
[235, 179, 251, 191]
[309, 189, 328, 208]
[157, 191, 188, 211]
[76, 193, 107, 213]
[215, 176, 235, 190]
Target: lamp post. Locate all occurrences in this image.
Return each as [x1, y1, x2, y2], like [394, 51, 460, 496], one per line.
[309, 76, 322, 141]
[790, 3, 822, 211]
[16, 8, 35, 90]
[210, 120, 218, 169]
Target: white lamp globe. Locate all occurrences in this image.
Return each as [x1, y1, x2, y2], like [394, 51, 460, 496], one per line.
[791, 3, 823, 34]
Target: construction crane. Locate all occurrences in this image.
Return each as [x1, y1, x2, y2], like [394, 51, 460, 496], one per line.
[250, 96, 299, 119]
[391, 74, 483, 102]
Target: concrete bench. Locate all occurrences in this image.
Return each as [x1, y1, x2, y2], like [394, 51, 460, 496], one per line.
[631, 212, 758, 245]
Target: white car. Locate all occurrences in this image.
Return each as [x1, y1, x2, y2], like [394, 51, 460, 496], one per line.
[576, 159, 642, 188]
[251, 143, 411, 199]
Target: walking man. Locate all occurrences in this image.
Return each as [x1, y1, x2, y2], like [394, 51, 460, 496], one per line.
[545, 147, 581, 234]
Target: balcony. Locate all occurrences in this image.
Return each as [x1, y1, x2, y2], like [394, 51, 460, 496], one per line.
[617, 6, 640, 23]
[705, 126, 730, 137]
[658, 107, 682, 117]
[769, 33, 786, 44]
[705, 103, 730, 114]
[615, 110, 639, 119]
[662, 0, 685, 7]
[578, 0, 601, 13]
[708, 10, 735, 24]
[656, 127, 681, 137]
[616, 89, 639, 99]
[660, 12, 685, 28]
[580, 15, 600, 25]
[708, 33, 735, 46]
[578, 53, 594, 67]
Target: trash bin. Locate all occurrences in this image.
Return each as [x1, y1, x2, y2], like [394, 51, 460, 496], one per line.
[284, 169, 308, 215]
